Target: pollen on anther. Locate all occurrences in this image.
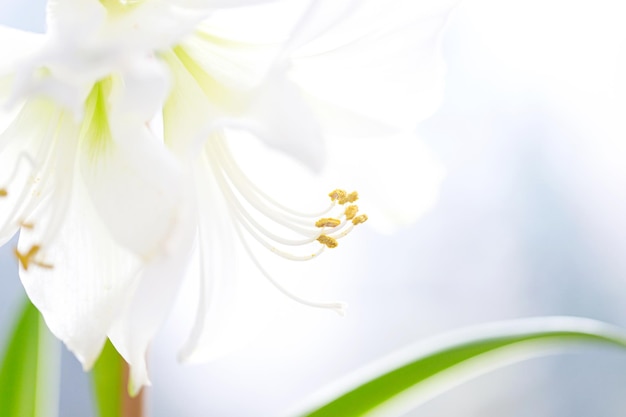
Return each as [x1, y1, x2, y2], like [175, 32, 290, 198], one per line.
[20, 221, 34, 229]
[0, 189, 7, 197]
[317, 235, 339, 248]
[352, 214, 368, 225]
[338, 191, 358, 205]
[328, 189, 347, 202]
[315, 217, 341, 228]
[344, 205, 358, 220]
[14, 245, 53, 271]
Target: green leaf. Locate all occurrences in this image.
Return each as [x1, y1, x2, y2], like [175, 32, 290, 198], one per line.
[91, 339, 124, 417]
[0, 299, 60, 417]
[300, 316, 626, 417]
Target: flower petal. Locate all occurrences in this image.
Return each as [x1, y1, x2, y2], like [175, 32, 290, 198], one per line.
[78, 62, 184, 261]
[0, 25, 43, 78]
[0, 99, 61, 246]
[289, 0, 459, 133]
[45, 0, 106, 41]
[325, 132, 446, 232]
[178, 143, 283, 363]
[177, 152, 239, 362]
[0, 26, 44, 103]
[171, 0, 282, 10]
[245, 69, 326, 171]
[162, 48, 215, 156]
[17, 115, 142, 370]
[107, 183, 196, 394]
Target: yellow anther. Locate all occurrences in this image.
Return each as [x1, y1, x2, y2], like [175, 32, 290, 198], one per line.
[19, 221, 34, 229]
[338, 191, 359, 205]
[14, 245, 53, 271]
[328, 189, 347, 202]
[0, 188, 7, 197]
[352, 214, 368, 225]
[317, 235, 339, 249]
[344, 205, 359, 221]
[315, 217, 341, 228]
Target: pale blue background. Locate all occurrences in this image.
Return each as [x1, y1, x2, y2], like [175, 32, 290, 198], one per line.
[2, 0, 626, 416]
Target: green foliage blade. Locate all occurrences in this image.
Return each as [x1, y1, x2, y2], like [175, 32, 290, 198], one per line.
[91, 339, 123, 417]
[0, 299, 58, 417]
[302, 317, 626, 417]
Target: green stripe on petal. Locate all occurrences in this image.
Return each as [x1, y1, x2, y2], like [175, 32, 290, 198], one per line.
[80, 80, 113, 159]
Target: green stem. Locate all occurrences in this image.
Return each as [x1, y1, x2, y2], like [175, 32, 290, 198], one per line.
[35, 313, 60, 417]
[0, 299, 61, 417]
[92, 340, 145, 417]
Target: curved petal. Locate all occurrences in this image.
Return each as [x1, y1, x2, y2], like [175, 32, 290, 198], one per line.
[107, 180, 196, 394]
[45, 0, 107, 41]
[78, 62, 185, 261]
[165, 39, 326, 170]
[289, 0, 459, 134]
[246, 69, 326, 171]
[0, 25, 43, 78]
[178, 142, 285, 363]
[324, 132, 446, 232]
[162, 48, 215, 156]
[0, 26, 45, 103]
[177, 151, 240, 362]
[17, 113, 142, 370]
[0, 99, 61, 246]
[26, 1, 199, 115]
[177, 29, 275, 92]
[174, 0, 281, 8]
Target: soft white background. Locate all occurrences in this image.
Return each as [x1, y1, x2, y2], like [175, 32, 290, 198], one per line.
[2, 0, 626, 416]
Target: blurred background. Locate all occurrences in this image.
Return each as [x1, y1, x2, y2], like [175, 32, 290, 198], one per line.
[2, 0, 626, 416]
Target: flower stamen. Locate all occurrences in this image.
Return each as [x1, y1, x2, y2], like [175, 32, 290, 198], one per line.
[329, 189, 346, 202]
[0, 189, 7, 197]
[338, 191, 359, 205]
[19, 220, 34, 229]
[317, 235, 338, 249]
[202, 133, 367, 314]
[344, 205, 358, 220]
[352, 214, 368, 225]
[315, 218, 341, 228]
[14, 244, 54, 271]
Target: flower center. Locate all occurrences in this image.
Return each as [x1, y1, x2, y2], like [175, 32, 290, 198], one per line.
[205, 134, 368, 315]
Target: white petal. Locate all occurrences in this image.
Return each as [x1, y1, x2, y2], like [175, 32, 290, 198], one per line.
[0, 25, 43, 79]
[107, 182, 196, 394]
[245, 69, 326, 171]
[17, 118, 142, 370]
[325, 132, 446, 232]
[162, 49, 216, 156]
[178, 152, 238, 362]
[290, 0, 459, 133]
[0, 26, 45, 103]
[79, 67, 184, 260]
[178, 145, 282, 363]
[196, 1, 305, 43]
[177, 29, 275, 93]
[0, 100, 61, 245]
[45, 0, 107, 42]
[172, 0, 281, 10]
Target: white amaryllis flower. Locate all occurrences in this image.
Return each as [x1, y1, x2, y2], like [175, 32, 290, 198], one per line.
[0, 0, 457, 393]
